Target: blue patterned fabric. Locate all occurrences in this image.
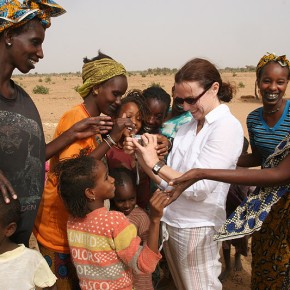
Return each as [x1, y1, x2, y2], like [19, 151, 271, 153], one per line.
[214, 132, 290, 241]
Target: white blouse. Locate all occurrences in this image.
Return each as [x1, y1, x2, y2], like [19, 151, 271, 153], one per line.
[161, 104, 244, 229]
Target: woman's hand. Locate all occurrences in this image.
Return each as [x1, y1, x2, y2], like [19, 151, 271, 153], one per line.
[132, 133, 160, 168]
[71, 116, 114, 140]
[0, 170, 17, 203]
[109, 113, 135, 143]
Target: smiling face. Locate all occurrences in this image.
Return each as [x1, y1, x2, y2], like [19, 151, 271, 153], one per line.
[7, 19, 45, 74]
[143, 99, 167, 133]
[174, 81, 217, 121]
[257, 62, 289, 106]
[118, 102, 142, 136]
[96, 75, 128, 116]
[113, 181, 137, 216]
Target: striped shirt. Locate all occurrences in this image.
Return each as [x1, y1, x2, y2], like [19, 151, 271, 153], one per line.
[247, 100, 290, 164]
[67, 207, 161, 290]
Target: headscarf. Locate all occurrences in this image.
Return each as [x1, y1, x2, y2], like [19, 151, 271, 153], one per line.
[78, 58, 127, 98]
[0, 0, 65, 33]
[256, 52, 290, 78]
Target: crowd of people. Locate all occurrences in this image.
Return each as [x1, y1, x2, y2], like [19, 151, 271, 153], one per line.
[0, 1, 289, 290]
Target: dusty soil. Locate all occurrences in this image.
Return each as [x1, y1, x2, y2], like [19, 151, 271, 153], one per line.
[18, 71, 289, 290]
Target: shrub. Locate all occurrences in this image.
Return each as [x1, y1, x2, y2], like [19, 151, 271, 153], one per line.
[238, 82, 245, 88]
[33, 85, 49, 94]
[150, 82, 161, 87]
[38, 78, 43, 82]
[45, 76, 51, 83]
[232, 72, 237, 77]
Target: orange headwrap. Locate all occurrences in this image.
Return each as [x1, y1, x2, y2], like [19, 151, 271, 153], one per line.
[0, 0, 65, 33]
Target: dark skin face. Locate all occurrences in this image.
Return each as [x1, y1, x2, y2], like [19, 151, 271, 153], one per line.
[257, 62, 289, 109]
[118, 102, 142, 137]
[95, 75, 128, 117]
[6, 20, 45, 74]
[143, 99, 167, 133]
[113, 182, 137, 216]
[89, 162, 116, 204]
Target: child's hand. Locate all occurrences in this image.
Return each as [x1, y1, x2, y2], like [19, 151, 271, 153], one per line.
[156, 134, 169, 157]
[149, 189, 170, 221]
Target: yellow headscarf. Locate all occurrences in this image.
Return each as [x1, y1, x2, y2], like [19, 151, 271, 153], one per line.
[78, 58, 127, 98]
[256, 52, 290, 78]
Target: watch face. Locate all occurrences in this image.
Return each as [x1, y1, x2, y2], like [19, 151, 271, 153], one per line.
[152, 161, 165, 174]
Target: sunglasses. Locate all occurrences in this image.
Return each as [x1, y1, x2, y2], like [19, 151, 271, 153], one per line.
[174, 83, 213, 105]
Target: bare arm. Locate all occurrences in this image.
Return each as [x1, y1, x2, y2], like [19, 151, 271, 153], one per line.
[237, 146, 262, 168]
[169, 154, 290, 203]
[90, 115, 134, 160]
[146, 190, 170, 254]
[124, 134, 182, 186]
[46, 116, 113, 160]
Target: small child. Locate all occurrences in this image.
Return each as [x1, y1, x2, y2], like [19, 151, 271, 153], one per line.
[56, 152, 169, 290]
[0, 198, 57, 289]
[110, 167, 153, 290]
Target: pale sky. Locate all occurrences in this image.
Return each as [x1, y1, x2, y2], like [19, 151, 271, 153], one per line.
[30, 0, 290, 74]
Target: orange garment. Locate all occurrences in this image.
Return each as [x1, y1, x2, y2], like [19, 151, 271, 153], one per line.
[33, 104, 99, 253]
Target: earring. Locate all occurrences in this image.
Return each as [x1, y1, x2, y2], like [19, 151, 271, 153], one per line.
[90, 197, 95, 201]
[7, 42, 12, 47]
[92, 89, 98, 96]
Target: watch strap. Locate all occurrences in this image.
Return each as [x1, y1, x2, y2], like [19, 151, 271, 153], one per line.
[152, 160, 166, 175]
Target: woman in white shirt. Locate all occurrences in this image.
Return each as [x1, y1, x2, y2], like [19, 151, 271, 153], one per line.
[124, 58, 244, 290]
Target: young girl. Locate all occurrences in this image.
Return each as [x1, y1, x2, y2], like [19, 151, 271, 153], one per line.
[33, 51, 134, 288]
[107, 90, 154, 209]
[56, 152, 169, 290]
[107, 89, 148, 171]
[110, 167, 154, 290]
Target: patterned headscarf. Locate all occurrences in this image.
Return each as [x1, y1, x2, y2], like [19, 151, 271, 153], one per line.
[256, 52, 290, 78]
[0, 0, 65, 33]
[78, 58, 127, 98]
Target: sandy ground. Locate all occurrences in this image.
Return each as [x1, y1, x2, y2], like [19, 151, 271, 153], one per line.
[17, 71, 289, 290]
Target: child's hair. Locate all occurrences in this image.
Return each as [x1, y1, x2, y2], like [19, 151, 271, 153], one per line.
[83, 50, 113, 64]
[0, 198, 21, 228]
[109, 167, 136, 189]
[116, 89, 149, 121]
[54, 149, 101, 218]
[109, 167, 136, 211]
[143, 86, 171, 117]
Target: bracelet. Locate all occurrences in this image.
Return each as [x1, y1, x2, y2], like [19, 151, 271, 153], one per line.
[104, 138, 112, 148]
[167, 137, 174, 151]
[106, 134, 116, 145]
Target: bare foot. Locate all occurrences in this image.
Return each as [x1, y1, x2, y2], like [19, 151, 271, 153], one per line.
[219, 268, 231, 282]
[234, 254, 243, 271]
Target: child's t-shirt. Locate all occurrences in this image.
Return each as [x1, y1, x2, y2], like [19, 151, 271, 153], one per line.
[0, 244, 57, 289]
[67, 207, 161, 290]
[127, 206, 154, 290]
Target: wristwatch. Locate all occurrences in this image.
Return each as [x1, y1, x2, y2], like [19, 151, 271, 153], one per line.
[152, 160, 166, 175]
